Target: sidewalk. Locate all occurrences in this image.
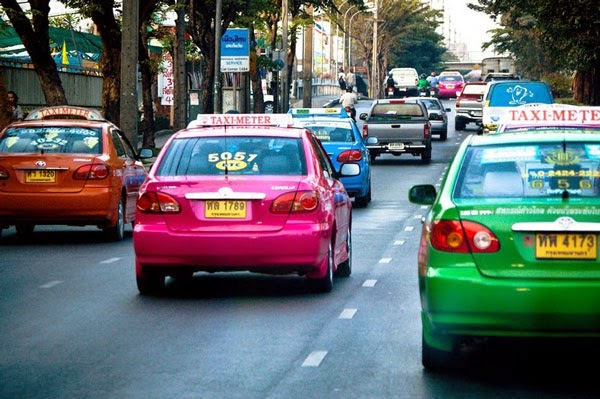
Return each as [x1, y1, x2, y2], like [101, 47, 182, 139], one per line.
[148, 95, 341, 149]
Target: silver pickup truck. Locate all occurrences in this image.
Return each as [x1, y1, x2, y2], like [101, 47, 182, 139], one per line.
[359, 99, 432, 163]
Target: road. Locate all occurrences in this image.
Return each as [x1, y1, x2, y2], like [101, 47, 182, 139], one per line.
[2, 99, 599, 399]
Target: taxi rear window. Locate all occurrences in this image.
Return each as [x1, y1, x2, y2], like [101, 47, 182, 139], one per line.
[454, 142, 600, 199]
[0, 126, 102, 154]
[303, 124, 354, 143]
[156, 136, 306, 176]
[488, 82, 553, 106]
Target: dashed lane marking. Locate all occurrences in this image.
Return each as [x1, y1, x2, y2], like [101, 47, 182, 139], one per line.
[40, 280, 63, 289]
[339, 309, 357, 319]
[379, 258, 392, 264]
[362, 279, 377, 287]
[394, 240, 405, 245]
[302, 351, 328, 367]
[100, 257, 121, 264]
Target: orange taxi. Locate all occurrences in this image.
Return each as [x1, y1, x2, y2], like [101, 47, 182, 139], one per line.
[0, 106, 148, 241]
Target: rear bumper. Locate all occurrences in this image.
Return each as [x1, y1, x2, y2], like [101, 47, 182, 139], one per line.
[456, 111, 482, 124]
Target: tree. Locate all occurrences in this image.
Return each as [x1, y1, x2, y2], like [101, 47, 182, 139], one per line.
[0, 0, 68, 105]
[470, 0, 600, 104]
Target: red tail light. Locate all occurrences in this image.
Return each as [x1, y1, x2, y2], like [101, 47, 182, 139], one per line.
[362, 124, 368, 139]
[271, 191, 319, 213]
[137, 192, 181, 213]
[337, 150, 363, 162]
[430, 220, 499, 253]
[73, 163, 109, 180]
[455, 97, 462, 108]
[0, 166, 8, 180]
[424, 123, 431, 139]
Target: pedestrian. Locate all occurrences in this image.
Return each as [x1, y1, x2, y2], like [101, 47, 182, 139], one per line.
[338, 73, 347, 92]
[8, 91, 23, 122]
[339, 86, 358, 121]
[345, 68, 356, 92]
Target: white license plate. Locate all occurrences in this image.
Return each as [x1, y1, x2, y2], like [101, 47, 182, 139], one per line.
[389, 143, 405, 150]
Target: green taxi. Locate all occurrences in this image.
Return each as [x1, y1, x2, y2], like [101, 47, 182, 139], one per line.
[409, 105, 600, 370]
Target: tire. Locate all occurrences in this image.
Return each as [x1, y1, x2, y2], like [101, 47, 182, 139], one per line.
[454, 120, 466, 131]
[369, 152, 377, 163]
[334, 228, 352, 277]
[264, 101, 274, 113]
[421, 149, 432, 164]
[422, 332, 454, 371]
[104, 197, 125, 242]
[15, 223, 35, 239]
[440, 129, 448, 141]
[136, 265, 165, 295]
[309, 242, 334, 293]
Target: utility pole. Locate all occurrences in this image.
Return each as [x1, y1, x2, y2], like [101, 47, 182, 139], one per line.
[173, 0, 187, 130]
[303, 6, 314, 108]
[281, 0, 289, 113]
[213, 0, 223, 113]
[120, 0, 139, 147]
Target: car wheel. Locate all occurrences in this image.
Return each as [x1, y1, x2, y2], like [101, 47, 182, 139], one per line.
[354, 192, 369, 208]
[421, 150, 432, 164]
[136, 264, 165, 295]
[369, 153, 377, 163]
[104, 197, 125, 242]
[440, 129, 448, 141]
[334, 228, 352, 277]
[264, 101, 274, 113]
[15, 223, 35, 239]
[422, 332, 455, 371]
[309, 241, 333, 293]
[454, 120, 466, 131]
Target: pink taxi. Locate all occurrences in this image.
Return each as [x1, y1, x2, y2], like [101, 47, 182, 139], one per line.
[133, 114, 359, 295]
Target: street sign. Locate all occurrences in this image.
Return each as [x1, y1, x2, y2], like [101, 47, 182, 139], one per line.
[221, 28, 250, 72]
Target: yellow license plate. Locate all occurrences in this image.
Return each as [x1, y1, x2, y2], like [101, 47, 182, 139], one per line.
[535, 233, 597, 259]
[25, 169, 56, 183]
[205, 200, 247, 219]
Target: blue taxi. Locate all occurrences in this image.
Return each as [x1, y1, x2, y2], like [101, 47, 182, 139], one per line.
[289, 108, 372, 207]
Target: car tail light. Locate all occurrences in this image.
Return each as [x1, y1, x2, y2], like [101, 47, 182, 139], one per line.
[137, 191, 181, 213]
[424, 123, 431, 139]
[455, 97, 462, 108]
[362, 124, 368, 139]
[73, 163, 109, 180]
[337, 150, 363, 163]
[430, 220, 499, 253]
[271, 191, 318, 213]
[0, 166, 8, 180]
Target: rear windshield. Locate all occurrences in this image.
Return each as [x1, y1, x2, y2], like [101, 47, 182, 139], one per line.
[462, 84, 487, 95]
[488, 82, 553, 106]
[0, 126, 102, 154]
[454, 142, 600, 199]
[440, 75, 463, 82]
[371, 103, 425, 117]
[156, 136, 306, 176]
[303, 122, 355, 143]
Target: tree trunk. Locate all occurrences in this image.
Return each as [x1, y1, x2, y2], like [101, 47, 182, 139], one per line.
[573, 66, 600, 105]
[139, 29, 155, 148]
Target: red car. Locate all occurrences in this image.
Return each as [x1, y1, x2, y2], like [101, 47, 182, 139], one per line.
[437, 74, 465, 99]
[133, 114, 359, 295]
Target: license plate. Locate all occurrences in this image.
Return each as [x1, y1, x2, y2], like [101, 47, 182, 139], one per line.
[25, 169, 56, 183]
[447, 84, 455, 89]
[205, 200, 247, 219]
[535, 233, 597, 259]
[389, 143, 405, 150]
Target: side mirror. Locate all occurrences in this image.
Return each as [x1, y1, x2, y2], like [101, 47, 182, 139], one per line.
[359, 112, 368, 120]
[340, 163, 360, 177]
[408, 184, 437, 205]
[366, 136, 378, 145]
[139, 147, 155, 159]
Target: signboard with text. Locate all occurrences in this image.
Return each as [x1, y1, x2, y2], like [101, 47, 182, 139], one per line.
[221, 28, 249, 72]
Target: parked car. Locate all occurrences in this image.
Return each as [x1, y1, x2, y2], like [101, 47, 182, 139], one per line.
[409, 106, 600, 370]
[134, 113, 359, 295]
[454, 81, 488, 132]
[483, 72, 520, 82]
[436, 74, 465, 99]
[0, 106, 149, 241]
[482, 80, 555, 133]
[289, 108, 372, 207]
[404, 97, 451, 140]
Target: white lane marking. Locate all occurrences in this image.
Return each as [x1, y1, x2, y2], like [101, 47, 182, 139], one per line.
[339, 308, 357, 319]
[100, 257, 121, 264]
[40, 280, 63, 289]
[414, 214, 422, 218]
[362, 279, 377, 287]
[302, 351, 328, 367]
[420, 205, 428, 209]
[404, 226, 415, 232]
[379, 258, 392, 264]
[394, 240, 405, 245]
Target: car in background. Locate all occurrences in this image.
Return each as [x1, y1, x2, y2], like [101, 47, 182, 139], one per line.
[436, 74, 464, 99]
[404, 97, 451, 140]
[439, 71, 462, 77]
[0, 106, 148, 241]
[409, 106, 600, 370]
[386, 67, 419, 97]
[454, 81, 488, 132]
[482, 80, 555, 133]
[483, 72, 520, 82]
[289, 108, 372, 207]
[133, 113, 359, 295]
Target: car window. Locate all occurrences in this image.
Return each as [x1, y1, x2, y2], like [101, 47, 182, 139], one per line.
[462, 85, 487, 95]
[440, 76, 463, 82]
[372, 103, 424, 117]
[421, 100, 441, 110]
[454, 142, 600, 199]
[155, 136, 306, 176]
[303, 122, 354, 143]
[0, 126, 102, 154]
[488, 82, 553, 106]
[308, 133, 335, 178]
[112, 129, 136, 158]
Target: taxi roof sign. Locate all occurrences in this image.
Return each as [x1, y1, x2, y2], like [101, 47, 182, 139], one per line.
[289, 107, 349, 118]
[485, 104, 600, 132]
[187, 113, 295, 129]
[25, 106, 106, 121]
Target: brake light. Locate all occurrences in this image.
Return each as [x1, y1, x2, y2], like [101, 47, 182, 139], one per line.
[0, 166, 8, 180]
[424, 123, 431, 139]
[271, 191, 319, 213]
[137, 192, 181, 213]
[430, 220, 499, 253]
[455, 97, 461, 108]
[337, 150, 363, 162]
[73, 163, 109, 180]
[362, 124, 368, 139]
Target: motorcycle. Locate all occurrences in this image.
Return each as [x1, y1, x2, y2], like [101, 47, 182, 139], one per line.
[385, 85, 395, 98]
[344, 105, 356, 122]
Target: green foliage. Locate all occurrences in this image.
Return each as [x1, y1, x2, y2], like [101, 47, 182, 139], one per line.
[153, 115, 170, 132]
[542, 72, 573, 98]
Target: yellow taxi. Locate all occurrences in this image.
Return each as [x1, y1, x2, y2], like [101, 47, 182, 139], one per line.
[0, 106, 148, 241]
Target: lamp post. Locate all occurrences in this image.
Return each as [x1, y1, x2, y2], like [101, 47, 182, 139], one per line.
[347, 10, 362, 71]
[370, 0, 378, 99]
[342, 5, 357, 71]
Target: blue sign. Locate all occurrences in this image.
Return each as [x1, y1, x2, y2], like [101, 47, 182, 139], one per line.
[221, 28, 249, 72]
